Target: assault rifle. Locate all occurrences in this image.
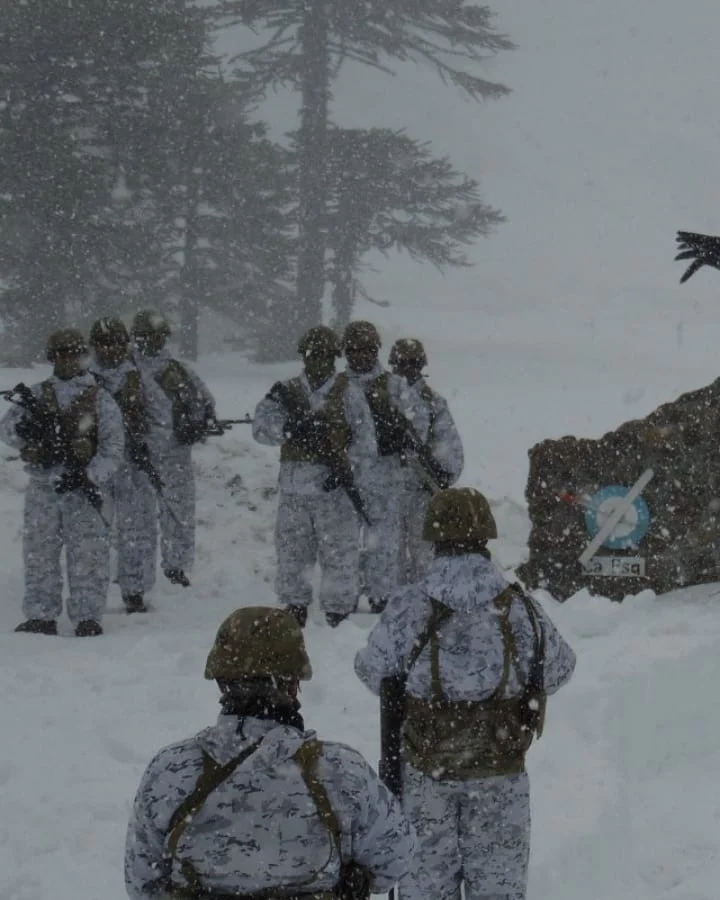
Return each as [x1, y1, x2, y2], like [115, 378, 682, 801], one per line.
[2, 382, 109, 526]
[268, 384, 371, 526]
[364, 389, 452, 492]
[204, 415, 253, 437]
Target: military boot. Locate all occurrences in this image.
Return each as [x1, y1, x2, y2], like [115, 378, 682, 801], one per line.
[123, 593, 148, 614]
[287, 605, 308, 628]
[15, 619, 57, 635]
[164, 568, 190, 587]
[75, 619, 103, 637]
[325, 611, 349, 627]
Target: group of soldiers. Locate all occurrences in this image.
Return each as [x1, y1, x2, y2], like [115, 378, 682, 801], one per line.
[124, 489, 576, 900]
[252, 320, 464, 626]
[122, 321, 576, 900]
[2, 311, 578, 899]
[1, 310, 215, 635]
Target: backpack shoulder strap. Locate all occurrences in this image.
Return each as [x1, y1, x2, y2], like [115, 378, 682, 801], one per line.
[294, 739, 341, 856]
[166, 740, 262, 864]
[406, 598, 454, 702]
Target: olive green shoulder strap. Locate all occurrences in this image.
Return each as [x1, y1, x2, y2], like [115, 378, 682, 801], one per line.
[166, 740, 262, 869]
[156, 359, 190, 398]
[409, 598, 454, 703]
[294, 739, 341, 856]
[492, 584, 546, 720]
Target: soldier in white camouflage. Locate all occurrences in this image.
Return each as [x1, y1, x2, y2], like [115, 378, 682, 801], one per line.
[124, 606, 415, 900]
[388, 338, 464, 583]
[0, 329, 125, 636]
[131, 310, 216, 589]
[340, 322, 428, 613]
[355, 488, 576, 900]
[89, 317, 157, 613]
[252, 326, 364, 628]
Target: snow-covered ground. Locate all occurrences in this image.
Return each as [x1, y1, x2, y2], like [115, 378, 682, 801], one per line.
[3, 325, 720, 899]
[7, 0, 720, 895]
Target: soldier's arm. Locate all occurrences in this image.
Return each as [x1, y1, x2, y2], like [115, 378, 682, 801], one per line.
[428, 395, 464, 483]
[354, 590, 425, 696]
[124, 753, 172, 899]
[533, 601, 577, 694]
[251, 391, 290, 446]
[320, 744, 416, 892]
[87, 390, 125, 486]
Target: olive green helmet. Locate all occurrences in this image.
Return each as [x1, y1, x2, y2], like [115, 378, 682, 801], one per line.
[89, 317, 129, 347]
[131, 309, 171, 338]
[297, 325, 341, 359]
[342, 320, 381, 352]
[45, 328, 89, 362]
[423, 487, 498, 543]
[204, 606, 312, 682]
[389, 338, 427, 369]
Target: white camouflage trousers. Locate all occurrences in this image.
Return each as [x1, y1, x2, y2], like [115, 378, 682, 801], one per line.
[357, 460, 404, 601]
[114, 463, 157, 596]
[23, 478, 111, 624]
[154, 443, 195, 572]
[275, 490, 360, 615]
[400, 764, 531, 900]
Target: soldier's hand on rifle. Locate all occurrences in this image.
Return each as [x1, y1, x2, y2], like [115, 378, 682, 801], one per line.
[15, 416, 45, 443]
[53, 468, 86, 495]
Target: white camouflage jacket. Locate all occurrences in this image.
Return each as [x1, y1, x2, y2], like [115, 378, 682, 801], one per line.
[403, 377, 464, 491]
[133, 348, 215, 449]
[125, 715, 415, 899]
[0, 372, 124, 487]
[355, 554, 576, 701]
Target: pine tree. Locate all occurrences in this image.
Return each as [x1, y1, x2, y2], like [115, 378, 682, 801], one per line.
[221, 0, 514, 348]
[323, 128, 504, 331]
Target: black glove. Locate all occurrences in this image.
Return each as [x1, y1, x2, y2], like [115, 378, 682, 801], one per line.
[15, 416, 45, 442]
[128, 440, 151, 469]
[267, 381, 294, 406]
[675, 231, 720, 283]
[323, 464, 353, 492]
[54, 468, 86, 494]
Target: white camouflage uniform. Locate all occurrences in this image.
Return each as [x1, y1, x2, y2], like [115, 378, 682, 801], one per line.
[125, 714, 416, 899]
[345, 363, 428, 603]
[398, 378, 464, 583]
[90, 360, 157, 598]
[252, 372, 361, 617]
[355, 553, 576, 900]
[0, 373, 125, 625]
[133, 348, 215, 575]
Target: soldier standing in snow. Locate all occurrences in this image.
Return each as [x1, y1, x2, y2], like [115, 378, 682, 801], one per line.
[355, 487, 576, 900]
[340, 321, 426, 614]
[131, 310, 216, 589]
[252, 325, 365, 628]
[89, 317, 156, 613]
[388, 338, 464, 583]
[124, 606, 415, 900]
[0, 329, 125, 636]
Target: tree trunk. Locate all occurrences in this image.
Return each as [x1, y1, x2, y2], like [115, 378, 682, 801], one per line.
[178, 204, 200, 360]
[330, 194, 359, 333]
[295, 0, 330, 341]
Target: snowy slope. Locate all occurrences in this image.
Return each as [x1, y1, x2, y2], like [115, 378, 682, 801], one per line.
[3, 338, 720, 900]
